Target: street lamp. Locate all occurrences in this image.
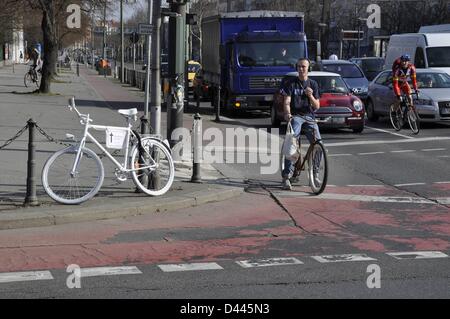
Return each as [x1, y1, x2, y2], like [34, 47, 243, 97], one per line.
[317, 22, 327, 60]
[357, 18, 367, 58]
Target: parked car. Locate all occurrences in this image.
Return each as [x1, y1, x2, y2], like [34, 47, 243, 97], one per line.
[313, 59, 369, 101]
[271, 71, 365, 133]
[366, 68, 450, 122]
[193, 68, 210, 101]
[349, 57, 385, 81]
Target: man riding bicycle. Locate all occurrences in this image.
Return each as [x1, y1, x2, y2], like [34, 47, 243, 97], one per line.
[392, 54, 419, 111]
[280, 58, 321, 190]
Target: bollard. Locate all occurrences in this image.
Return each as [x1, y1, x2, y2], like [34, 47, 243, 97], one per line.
[77, 63, 80, 77]
[215, 85, 221, 122]
[24, 119, 39, 206]
[191, 113, 202, 183]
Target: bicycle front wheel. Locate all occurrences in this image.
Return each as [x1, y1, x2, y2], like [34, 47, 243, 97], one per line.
[131, 138, 175, 196]
[308, 142, 328, 195]
[24, 72, 32, 88]
[389, 104, 403, 131]
[407, 107, 420, 135]
[42, 147, 104, 204]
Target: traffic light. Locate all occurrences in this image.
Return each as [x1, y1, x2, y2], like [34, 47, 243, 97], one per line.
[186, 13, 196, 25]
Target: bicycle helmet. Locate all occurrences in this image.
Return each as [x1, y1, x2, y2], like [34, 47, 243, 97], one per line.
[400, 54, 410, 61]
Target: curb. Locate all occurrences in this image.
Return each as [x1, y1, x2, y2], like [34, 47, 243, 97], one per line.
[0, 186, 243, 230]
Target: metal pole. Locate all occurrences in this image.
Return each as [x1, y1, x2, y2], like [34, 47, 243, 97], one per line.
[77, 63, 79, 76]
[24, 119, 38, 206]
[191, 113, 202, 183]
[143, 0, 152, 133]
[150, 0, 162, 136]
[215, 86, 221, 122]
[103, 2, 106, 60]
[357, 20, 361, 58]
[120, 0, 125, 82]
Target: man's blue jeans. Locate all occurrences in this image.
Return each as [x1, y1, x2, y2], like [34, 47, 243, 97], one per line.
[282, 115, 321, 179]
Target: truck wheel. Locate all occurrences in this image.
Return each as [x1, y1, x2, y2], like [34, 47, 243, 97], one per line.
[271, 103, 281, 127]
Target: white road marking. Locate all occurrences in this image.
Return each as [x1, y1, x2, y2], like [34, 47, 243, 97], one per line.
[311, 254, 376, 263]
[387, 251, 448, 260]
[394, 183, 426, 187]
[357, 152, 385, 155]
[158, 262, 223, 272]
[346, 185, 381, 187]
[421, 148, 446, 152]
[80, 266, 142, 278]
[365, 126, 414, 139]
[391, 150, 415, 153]
[236, 257, 303, 268]
[325, 136, 450, 147]
[434, 181, 450, 184]
[437, 155, 450, 158]
[0, 271, 53, 284]
[328, 153, 353, 157]
[272, 191, 440, 204]
[434, 198, 450, 204]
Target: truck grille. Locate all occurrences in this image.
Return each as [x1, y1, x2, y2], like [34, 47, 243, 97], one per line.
[249, 76, 284, 89]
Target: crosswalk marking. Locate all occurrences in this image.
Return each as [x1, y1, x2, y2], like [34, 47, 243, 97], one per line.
[386, 251, 448, 260]
[158, 262, 223, 272]
[236, 257, 303, 268]
[311, 254, 377, 263]
[0, 271, 53, 283]
[79, 266, 142, 278]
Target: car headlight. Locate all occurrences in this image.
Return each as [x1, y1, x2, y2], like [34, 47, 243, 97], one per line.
[415, 98, 433, 106]
[353, 100, 363, 111]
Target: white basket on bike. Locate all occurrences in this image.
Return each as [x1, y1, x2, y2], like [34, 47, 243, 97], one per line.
[105, 127, 127, 149]
[282, 122, 300, 161]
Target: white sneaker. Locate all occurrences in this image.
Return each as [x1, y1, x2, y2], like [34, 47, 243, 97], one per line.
[282, 178, 292, 190]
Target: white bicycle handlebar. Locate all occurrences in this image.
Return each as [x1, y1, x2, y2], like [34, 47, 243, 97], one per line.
[68, 97, 93, 123]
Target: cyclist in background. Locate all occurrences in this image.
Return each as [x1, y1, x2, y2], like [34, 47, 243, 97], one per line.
[392, 54, 419, 111]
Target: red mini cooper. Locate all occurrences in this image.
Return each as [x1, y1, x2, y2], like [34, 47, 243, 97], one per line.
[271, 71, 365, 133]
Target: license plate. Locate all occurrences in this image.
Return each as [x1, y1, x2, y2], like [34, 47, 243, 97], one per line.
[331, 117, 345, 124]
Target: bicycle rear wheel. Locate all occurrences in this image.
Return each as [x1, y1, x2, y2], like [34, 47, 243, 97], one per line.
[407, 107, 420, 134]
[308, 141, 328, 195]
[131, 138, 174, 196]
[24, 72, 32, 88]
[42, 147, 104, 204]
[389, 104, 403, 131]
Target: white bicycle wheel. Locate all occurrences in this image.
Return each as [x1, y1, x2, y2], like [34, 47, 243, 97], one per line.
[42, 147, 104, 204]
[24, 72, 32, 87]
[131, 138, 175, 196]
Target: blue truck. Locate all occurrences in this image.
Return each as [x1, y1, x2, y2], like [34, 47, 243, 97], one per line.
[201, 11, 307, 114]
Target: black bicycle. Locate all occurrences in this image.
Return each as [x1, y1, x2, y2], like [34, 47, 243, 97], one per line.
[281, 116, 329, 195]
[24, 66, 41, 88]
[389, 92, 420, 134]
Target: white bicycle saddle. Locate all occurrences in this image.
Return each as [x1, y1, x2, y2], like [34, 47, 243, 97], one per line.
[118, 108, 138, 117]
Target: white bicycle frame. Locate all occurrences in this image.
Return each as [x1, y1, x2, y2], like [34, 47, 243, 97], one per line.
[68, 99, 157, 176]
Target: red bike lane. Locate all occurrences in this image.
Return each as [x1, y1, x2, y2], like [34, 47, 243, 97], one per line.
[0, 184, 448, 273]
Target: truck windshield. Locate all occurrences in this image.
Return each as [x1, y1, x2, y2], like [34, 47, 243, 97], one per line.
[237, 42, 305, 67]
[426, 47, 450, 67]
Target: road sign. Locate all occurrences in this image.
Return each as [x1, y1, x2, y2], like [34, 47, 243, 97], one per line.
[341, 30, 364, 41]
[138, 23, 154, 35]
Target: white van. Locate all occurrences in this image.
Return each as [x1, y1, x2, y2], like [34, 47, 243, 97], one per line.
[383, 33, 450, 75]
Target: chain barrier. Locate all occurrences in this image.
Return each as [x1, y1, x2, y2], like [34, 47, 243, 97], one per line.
[0, 124, 29, 150]
[34, 123, 73, 148]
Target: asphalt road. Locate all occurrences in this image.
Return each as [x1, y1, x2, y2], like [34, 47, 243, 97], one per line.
[1, 92, 449, 302]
